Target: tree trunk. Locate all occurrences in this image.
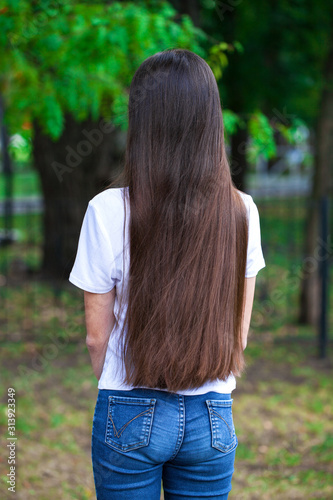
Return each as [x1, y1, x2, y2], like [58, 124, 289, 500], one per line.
[299, 36, 333, 325]
[230, 127, 248, 191]
[32, 113, 126, 281]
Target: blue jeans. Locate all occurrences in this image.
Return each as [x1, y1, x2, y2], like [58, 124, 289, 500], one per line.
[91, 388, 238, 499]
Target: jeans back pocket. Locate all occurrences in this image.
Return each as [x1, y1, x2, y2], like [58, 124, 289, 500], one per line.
[206, 399, 237, 453]
[105, 395, 156, 453]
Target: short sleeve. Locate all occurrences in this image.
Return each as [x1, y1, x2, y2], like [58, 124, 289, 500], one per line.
[68, 201, 117, 293]
[245, 198, 266, 278]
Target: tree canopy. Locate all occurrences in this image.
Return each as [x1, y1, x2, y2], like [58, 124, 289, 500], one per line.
[1, 0, 332, 169]
[1, 0, 206, 139]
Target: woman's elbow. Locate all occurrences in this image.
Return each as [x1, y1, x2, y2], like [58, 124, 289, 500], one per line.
[86, 334, 105, 349]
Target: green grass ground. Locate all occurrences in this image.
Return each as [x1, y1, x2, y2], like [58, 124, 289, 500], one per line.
[0, 196, 332, 499]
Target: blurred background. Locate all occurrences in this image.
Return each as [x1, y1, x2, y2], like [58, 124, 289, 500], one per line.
[0, 1, 332, 498]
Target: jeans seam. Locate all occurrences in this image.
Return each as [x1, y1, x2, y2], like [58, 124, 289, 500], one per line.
[169, 395, 185, 460]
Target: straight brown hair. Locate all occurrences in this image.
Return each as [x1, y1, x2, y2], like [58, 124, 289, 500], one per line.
[109, 48, 249, 392]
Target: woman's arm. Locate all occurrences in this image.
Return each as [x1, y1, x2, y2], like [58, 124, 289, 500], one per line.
[84, 288, 116, 380]
[242, 276, 256, 350]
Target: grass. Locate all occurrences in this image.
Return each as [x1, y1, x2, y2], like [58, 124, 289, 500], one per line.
[0, 195, 332, 499]
[231, 327, 333, 499]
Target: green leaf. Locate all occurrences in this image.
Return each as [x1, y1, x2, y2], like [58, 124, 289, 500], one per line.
[223, 110, 243, 137]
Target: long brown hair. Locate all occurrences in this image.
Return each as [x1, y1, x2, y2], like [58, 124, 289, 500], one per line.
[110, 48, 248, 392]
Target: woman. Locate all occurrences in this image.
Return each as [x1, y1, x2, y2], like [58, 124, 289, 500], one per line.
[69, 48, 265, 499]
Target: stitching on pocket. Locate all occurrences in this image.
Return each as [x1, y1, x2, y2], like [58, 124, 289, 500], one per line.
[209, 408, 234, 438]
[109, 408, 154, 438]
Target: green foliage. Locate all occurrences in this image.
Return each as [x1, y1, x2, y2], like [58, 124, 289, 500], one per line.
[223, 109, 246, 139]
[7, 133, 31, 166]
[223, 109, 243, 137]
[245, 114, 305, 168]
[0, 1, 206, 139]
[277, 117, 309, 146]
[1, 0, 322, 168]
[219, 0, 331, 124]
[207, 41, 243, 81]
[224, 109, 309, 166]
[247, 111, 277, 162]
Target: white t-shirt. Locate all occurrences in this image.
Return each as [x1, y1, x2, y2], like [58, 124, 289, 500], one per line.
[69, 186, 266, 395]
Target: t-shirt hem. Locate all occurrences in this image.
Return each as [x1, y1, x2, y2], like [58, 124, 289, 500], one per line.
[68, 274, 115, 294]
[245, 261, 266, 278]
[97, 379, 237, 395]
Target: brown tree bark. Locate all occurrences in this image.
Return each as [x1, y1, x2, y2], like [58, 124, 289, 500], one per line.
[32, 113, 126, 281]
[299, 35, 333, 325]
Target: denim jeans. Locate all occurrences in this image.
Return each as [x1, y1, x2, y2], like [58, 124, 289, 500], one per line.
[91, 388, 238, 499]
